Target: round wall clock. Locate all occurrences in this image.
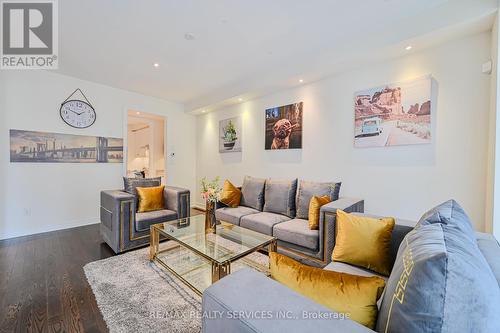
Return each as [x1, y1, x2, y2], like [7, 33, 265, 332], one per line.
[60, 99, 96, 128]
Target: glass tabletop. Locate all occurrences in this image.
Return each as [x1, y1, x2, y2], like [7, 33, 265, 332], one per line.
[151, 214, 276, 264]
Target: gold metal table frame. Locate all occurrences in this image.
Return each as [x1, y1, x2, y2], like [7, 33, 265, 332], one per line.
[149, 220, 277, 296]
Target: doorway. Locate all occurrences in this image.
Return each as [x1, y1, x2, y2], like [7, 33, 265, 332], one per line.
[126, 110, 166, 182]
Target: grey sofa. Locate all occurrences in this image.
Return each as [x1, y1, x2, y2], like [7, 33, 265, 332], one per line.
[215, 176, 364, 267]
[203, 200, 500, 333]
[100, 184, 190, 253]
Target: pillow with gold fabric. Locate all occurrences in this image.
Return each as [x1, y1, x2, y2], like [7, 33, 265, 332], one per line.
[220, 180, 241, 208]
[332, 210, 395, 276]
[270, 252, 385, 329]
[308, 195, 331, 230]
[136, 185, 165, 213]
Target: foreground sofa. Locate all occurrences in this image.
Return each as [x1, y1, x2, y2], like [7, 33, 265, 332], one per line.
[203, 200, 500, 332]
[215, 176, 364, 267]
[100, 179, 190, 253]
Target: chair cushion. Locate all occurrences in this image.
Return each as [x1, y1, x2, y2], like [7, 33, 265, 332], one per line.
[376, 200, 500, 333]
[240, 176, 266, 211]
[135, 209, 177, 232]
[295, 180, 341, 219]
[123, 176, 162, 196]
[215, 206, 260, 226]
[273, 218, 319, 250]
[240, 212, 290, 235]
[263, 178, 297, 217]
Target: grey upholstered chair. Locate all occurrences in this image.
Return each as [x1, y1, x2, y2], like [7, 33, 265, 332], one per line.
[100, 185, 190, 253]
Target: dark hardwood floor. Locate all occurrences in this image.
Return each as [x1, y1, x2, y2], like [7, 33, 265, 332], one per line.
[0, 209, 204, 333]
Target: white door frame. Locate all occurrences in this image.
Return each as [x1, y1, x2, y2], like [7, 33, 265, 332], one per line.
[123, 107, 167, 181]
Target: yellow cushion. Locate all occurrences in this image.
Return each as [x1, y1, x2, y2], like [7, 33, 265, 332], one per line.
[308, 195, 331, 230]
[136, 185, 165, 213]
[219, 180, 241, 208]
[270, 252, 385, 329]
[332, 210, 395, 276]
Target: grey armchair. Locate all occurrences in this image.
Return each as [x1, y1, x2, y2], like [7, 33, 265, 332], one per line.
[100, 186, 190, 253]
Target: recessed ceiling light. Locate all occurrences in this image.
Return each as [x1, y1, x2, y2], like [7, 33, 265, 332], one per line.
[153, 62, 160, 68]
[201, 110, 206, 113]
[299, 79, 304, 83]
[238, 98, 243, 102]
[405, 45, 412, 51]
[184, 33, 195, 40]
[136, 112, 141, 115]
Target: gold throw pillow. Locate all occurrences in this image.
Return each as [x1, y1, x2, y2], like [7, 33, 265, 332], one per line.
[332, 210, 395, 276]
[270, 252, 385, 329]
[220, 180, 241, 208]
[136, 185, 165, 213]
[308, 195, 331, 230]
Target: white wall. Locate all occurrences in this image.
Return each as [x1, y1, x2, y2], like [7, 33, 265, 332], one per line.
[0, 70, 196, 240]
[490, 14, 500, 240]
[196, 32, 492, 231]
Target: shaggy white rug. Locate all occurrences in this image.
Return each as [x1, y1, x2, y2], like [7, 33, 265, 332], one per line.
[84, 246, 268, 333]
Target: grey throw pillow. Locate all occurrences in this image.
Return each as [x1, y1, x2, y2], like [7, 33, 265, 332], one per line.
[376, 200, 500, 333]
[263, 178, 298, 218]
[295, 180, 341, 219]
[123, 177, 162, 196]
[240, 176, 266, 211]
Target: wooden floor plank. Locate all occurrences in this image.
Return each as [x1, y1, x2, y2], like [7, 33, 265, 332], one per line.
[0, 208, 203, 333]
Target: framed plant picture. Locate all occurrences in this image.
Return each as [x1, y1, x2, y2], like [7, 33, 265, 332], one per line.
[219, 116, 242, 153]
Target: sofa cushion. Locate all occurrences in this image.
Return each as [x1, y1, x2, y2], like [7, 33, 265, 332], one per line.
[240, 176, 266, 211]
[476, 232, 500, 285]
[296, 180, 341, 219]
[324, 261, 388, 281]
[376, 200, 500, 333]
[332, 210, 395, 276]
[263, 178, 297, 217]
[215, 206, 259, 226]
[270, 252, 385, 329]
[240, 212, 290, 235]
[219, 179, 241, 208]
[135, 209, 177, 232]
[273, 218, 319, 250]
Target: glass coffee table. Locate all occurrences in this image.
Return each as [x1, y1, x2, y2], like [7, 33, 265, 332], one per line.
[149, 214, 277, 295]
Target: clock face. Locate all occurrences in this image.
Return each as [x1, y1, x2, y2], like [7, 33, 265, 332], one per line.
[60, 100, 96, 128]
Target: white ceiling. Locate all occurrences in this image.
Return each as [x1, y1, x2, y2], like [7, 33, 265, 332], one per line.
[56, 0, 498, 114]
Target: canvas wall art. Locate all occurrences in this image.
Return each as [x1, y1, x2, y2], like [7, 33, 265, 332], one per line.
[10, 129, 123, 163]
[265, 102, 303, 150]
[354, 76, 432, 148]
[219, 116, 242, 153]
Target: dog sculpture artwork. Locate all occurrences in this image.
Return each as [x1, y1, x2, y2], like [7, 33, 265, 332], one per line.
[265, 102, 303, 150]
[271, 118, 298, 149]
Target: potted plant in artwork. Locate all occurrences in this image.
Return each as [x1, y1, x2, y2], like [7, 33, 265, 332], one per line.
[200, 176, 222, 233]
[222, 120, 238, 150]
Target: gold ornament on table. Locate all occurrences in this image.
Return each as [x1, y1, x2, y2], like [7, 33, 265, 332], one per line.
[200, 176, 222, 233]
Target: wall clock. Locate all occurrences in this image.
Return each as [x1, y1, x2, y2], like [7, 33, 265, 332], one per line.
[60, 88, 96, 128]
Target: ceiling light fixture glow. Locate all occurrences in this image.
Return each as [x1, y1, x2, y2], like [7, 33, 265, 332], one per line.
[405, 45, 412, 51]
[153, 62, 160, 68]
[299, 79, 304, 83]
[238, 98, 243, 102]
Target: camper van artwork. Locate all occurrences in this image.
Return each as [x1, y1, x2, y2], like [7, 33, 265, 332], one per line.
[354, 77, 432, 148]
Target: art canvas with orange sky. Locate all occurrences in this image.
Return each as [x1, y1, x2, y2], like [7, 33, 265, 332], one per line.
[354, 76, 432, 148]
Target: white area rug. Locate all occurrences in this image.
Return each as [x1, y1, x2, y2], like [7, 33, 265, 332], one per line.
[84, 246, 268, 333]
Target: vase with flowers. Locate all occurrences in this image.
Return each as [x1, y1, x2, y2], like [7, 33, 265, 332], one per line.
[200, 176, 222, 233]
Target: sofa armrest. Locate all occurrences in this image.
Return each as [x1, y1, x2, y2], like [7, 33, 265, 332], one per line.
[202, 268, 373, 333]
[100, 190, 136, 253]
[317, 197, 364, 265]
[164, 186, 190, 218]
